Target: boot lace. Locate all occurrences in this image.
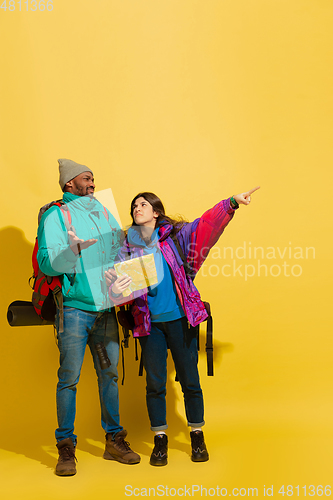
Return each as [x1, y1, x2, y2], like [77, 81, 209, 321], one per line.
[116, 437, 132, 452]
[60, 446, 78, 462]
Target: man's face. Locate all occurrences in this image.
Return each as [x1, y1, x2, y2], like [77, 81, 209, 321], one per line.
[66, 172, 95, 196]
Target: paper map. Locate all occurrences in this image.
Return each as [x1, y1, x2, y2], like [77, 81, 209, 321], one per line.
[114, 254, 158, 296]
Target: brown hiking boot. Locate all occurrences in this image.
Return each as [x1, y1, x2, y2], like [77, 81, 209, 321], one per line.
[103, 430, 140, 464]
[55, 438, 77, 476]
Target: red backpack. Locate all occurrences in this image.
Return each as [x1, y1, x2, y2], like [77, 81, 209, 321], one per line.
[30, 200, 73, 331]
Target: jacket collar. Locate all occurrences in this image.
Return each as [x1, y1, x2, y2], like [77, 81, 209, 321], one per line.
[127, 226, 159, 248]
[157, 222, 173, 241]
[126, 222, 173, 248]
[62, 192, 103, 213]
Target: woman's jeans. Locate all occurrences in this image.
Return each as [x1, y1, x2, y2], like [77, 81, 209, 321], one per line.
[139, 316, 205, 431]
[55, 307, 122, 444]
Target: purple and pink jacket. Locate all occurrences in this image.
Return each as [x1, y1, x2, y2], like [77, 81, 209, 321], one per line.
[109, 198, 236, 337]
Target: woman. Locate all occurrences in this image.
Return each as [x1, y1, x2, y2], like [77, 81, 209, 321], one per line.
[109, 187, 259, 465]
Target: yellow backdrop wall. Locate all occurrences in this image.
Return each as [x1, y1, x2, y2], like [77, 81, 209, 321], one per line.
[0, 1, 332, 499]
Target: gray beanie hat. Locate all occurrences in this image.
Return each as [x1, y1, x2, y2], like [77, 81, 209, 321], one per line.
[58, 158, 93, 191]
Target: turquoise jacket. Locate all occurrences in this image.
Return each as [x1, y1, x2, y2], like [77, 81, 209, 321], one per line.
[37, 192, 122, 312]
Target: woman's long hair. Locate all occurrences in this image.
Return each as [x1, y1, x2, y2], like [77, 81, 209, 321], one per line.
[130, 192, 187, 235]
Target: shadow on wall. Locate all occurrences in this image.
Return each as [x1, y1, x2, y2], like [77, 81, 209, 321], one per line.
[0, 226, 58, 470]
[0, 226, 232, 470]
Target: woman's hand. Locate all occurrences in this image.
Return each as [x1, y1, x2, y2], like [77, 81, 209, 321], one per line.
[234, 186, 260, 206]
[105, 268, 117, 287]
[111, 275, 132, 295]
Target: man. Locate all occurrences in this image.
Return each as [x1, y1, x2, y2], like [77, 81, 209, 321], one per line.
[37, 158, 140, 476]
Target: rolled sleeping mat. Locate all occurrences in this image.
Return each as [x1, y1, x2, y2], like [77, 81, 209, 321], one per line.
[7, 300, 54, 327]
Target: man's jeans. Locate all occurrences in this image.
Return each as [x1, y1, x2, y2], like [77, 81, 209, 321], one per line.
[55, 307, 122, 443]
[139, 316, 205, 431]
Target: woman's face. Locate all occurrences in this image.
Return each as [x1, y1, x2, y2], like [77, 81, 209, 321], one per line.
[132, 197, 158, 227]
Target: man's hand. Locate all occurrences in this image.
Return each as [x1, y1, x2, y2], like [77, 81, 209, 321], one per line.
[234, 186, 260, 206]
[105, 268, 117, 287]
[68, 230, 98, 256]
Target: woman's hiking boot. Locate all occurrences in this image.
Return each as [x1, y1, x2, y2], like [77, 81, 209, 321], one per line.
[190, 430, 209, 462]
[55, 438, 77, 476]
[150, 434, 168, 466]
[103, 430, 140, 464]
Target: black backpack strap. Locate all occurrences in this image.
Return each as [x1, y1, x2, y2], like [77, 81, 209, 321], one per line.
[120, 337, 126, 385]
[135, 337, 139, 361]
[53, 285, 64, 333]
[121, 330, 131, 386]
[135, 337, 144, 376]
[205, 314, 213, 376]
[202, 301, 213, 376]
[138, 350, 144, 376]
[117, 305, 131, 385]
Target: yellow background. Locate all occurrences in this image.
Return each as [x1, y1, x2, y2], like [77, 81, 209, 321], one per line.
[1, 0, 332, 498]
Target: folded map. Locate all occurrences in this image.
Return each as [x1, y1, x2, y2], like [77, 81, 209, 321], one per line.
[114, 254, 158, 297]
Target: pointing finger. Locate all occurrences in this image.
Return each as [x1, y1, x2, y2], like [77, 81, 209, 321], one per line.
[247, 186, 260, 195]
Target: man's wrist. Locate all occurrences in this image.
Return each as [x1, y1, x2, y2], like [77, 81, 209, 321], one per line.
[63, 246, 79, 262]
[70, 243, 81, 257]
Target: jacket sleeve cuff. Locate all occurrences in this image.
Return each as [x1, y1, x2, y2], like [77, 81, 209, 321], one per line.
[47, 245, 78, 274]
[224, 197, 238, 214]
[108, 285, 134, 305]
[61, 246, 78, 263]
[110, 287, 121, 298]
